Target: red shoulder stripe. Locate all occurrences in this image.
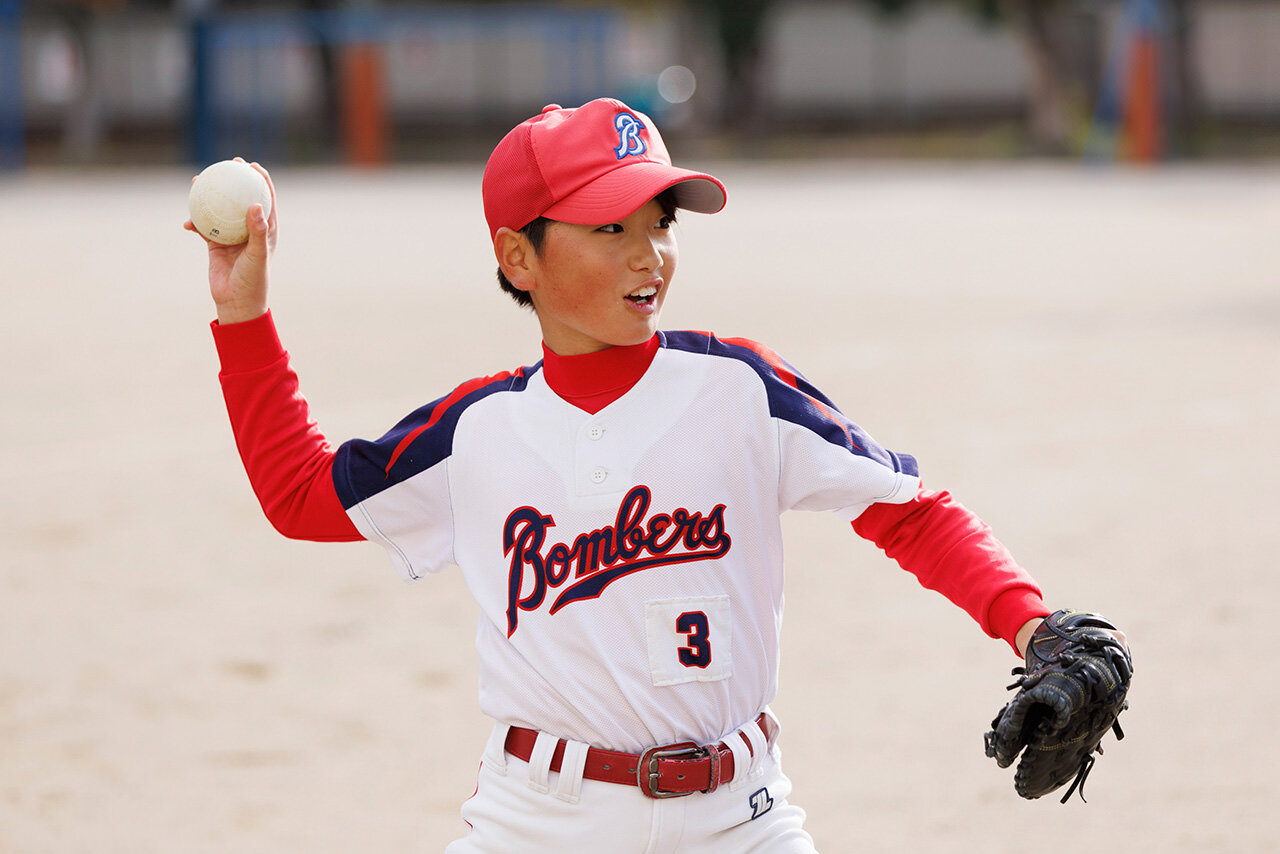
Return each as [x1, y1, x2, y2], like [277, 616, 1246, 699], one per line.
[719, 336, 859, 451]
[384, 367, 524, 476]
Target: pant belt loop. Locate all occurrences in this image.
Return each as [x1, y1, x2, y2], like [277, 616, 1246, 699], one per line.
[554, 739, 590, 803]
[740, 716, 770, 778]
[526, 731, 560, 794]
[726, 733, 754, 791]
[483, 723, 511, 776]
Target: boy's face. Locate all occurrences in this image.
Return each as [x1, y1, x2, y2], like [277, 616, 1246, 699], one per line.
[526, 197, 678, 355]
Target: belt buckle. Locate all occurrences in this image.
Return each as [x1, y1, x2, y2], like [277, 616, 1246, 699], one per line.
[636, 742, 720, 799]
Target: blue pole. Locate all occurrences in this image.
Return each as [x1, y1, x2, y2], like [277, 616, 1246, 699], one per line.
[1085, 0, 1136, 161]
[178, 0, 224, 164]
[0, 0, 24, 171]
[191, 15, 215, 165]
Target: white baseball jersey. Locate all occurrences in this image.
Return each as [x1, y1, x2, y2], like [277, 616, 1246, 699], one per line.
[333, 331, 920, 753]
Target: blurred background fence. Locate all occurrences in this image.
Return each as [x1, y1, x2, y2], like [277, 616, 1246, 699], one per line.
[4, 0, 1280, 169]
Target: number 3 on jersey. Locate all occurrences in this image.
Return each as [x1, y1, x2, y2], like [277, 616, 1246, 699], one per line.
[645, 596, 733, 687]
[677, 611, 712, 668]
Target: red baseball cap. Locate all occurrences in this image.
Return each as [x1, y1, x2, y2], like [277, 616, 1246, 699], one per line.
[482, 99, 726, 240]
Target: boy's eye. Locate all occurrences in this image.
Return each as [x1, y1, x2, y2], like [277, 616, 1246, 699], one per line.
[597, 223, 623, 234]
[656, 216, 673, 229]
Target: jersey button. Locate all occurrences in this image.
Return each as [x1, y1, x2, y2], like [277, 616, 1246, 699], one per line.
[590, 467, 607, 484]
[588, 425, 605, 440]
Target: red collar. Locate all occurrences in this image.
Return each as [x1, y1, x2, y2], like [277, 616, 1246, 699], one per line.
[541, 335, 660, 414]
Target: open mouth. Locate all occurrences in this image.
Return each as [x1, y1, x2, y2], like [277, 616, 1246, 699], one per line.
[625, 284, 659, 307]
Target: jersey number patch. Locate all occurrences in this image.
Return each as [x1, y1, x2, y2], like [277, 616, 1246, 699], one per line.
[677, 611, 712, 668]
[645, 596, 732, 687]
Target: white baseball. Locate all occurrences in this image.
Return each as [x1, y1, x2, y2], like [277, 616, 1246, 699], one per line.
[188, 159, 272, 245]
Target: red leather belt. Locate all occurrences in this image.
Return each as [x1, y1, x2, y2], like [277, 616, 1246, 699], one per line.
[504, 714, 768, 799]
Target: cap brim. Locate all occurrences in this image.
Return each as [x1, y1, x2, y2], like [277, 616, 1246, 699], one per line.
[542, 162, 726, 225]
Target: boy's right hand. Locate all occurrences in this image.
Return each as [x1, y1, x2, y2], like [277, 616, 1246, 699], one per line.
[184, 159, 278, 325]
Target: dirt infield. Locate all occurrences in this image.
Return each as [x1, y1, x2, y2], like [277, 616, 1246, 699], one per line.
[2, 160, 1277, 852]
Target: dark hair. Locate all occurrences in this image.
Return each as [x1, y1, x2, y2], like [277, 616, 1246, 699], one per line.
[496, 189, 680, 309]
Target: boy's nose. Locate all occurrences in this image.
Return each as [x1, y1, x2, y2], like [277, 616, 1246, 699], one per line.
[629, 235, 662, 271]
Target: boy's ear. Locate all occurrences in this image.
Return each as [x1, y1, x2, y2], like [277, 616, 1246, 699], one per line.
[494, 227, 535, 293]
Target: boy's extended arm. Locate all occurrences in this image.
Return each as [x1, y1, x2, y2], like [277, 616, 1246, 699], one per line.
[212, 312, 362, 541]
[853, 488, 1050, 654]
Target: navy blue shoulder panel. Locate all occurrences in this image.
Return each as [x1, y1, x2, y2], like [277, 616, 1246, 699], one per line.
[660, 330, 918, 477]
[333, 362, 541, 509]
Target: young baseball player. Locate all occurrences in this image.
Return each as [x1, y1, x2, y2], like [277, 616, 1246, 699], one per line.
[190, 100, 1059, 852]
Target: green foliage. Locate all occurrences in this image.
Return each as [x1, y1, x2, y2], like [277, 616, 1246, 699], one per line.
[854, 0, 1006, 24]
[960, 0, 1005, 25]
[861, 0, 916, 18]
[687, 0, 772, 63]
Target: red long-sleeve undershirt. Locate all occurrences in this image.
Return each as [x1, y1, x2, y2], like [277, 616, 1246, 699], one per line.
[851, 491, 1047, 649]
[213, 312, 1047, 650]
[214, 312, 360, 542]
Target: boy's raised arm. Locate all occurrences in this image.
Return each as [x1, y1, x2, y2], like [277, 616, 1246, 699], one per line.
[189, 161, 361, 542]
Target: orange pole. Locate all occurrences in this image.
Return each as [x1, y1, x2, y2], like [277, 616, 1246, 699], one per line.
[1123, 35, 1163, 163]
[341, 43, 388, 166]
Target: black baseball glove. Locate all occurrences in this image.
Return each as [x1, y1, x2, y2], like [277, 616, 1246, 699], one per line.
[984, 609, 1133, 803]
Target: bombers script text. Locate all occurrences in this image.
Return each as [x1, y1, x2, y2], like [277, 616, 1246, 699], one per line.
[502, 485, 732, 635]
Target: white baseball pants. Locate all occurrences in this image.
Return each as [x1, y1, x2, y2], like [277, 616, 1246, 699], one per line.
[445, 720, 818, 853]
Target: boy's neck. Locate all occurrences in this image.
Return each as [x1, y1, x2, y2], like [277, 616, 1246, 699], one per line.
[541, 335, 660, 415]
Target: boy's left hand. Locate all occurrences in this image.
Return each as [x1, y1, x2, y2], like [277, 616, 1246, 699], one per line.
[986, 609, 1133, 803]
